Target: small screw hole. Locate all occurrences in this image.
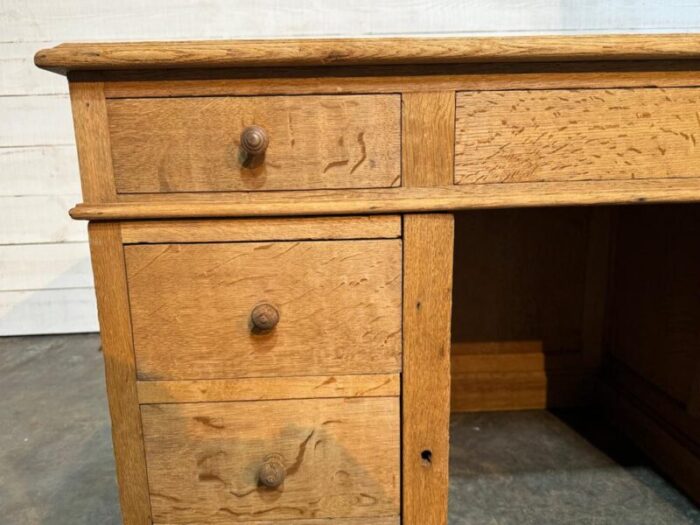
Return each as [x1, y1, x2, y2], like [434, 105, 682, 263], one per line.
[421, 449, 432, 466]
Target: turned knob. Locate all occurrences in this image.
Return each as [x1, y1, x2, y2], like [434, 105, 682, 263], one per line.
[251, 303, 279, 332]
[240, 125, 269, 156]
[258, 456, 285, 488]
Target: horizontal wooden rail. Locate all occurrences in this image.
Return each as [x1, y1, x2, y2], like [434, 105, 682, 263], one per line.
[70, 179, 700, 220]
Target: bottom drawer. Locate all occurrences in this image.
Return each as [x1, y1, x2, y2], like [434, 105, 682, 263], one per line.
[141, 397, 400, 524]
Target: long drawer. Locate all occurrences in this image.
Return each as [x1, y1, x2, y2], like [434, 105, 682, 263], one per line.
[124, 239, 402, 380]
[455, 87, 700, 184]
[107, 94, 401, 193]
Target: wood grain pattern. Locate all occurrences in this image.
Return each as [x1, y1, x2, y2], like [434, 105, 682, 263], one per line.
[68, 81, 115, 201]
[70, 177, 700, 220]
[125, 239, 402, 380]
[121, 215, 400, 244]
[402, 214, 453, 525]
[34, 34, 700, 73]
[137, 373, 400, 404]
[87, 222, 151, 524]
[402, 91, 455, 187]
[456, 87, 700, 184]
[141, 397, 400, 523]
[107, 95, 400, 193]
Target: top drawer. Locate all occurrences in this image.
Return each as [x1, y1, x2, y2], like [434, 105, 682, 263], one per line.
[107, 94, 401, 193]
[455, 87, 700, 184]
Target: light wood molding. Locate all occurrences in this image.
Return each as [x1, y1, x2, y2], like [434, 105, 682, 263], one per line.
[402, 214, 454, 525]
[36, 34, 700, 73]
[70, 178, 700, 220]
[120, 215, 401, 244]
[87, 222, 151, 524]
[137, 373, 400, 404]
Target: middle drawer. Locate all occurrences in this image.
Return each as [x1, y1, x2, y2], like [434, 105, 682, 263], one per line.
[125, 238, 402, 380]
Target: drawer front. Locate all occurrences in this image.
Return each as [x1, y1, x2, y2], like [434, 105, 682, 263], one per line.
[141, 397, 400, 524]
[455, 87, 700, 184]
[125, 239, 402, 380]
[108, 95, 401, 193]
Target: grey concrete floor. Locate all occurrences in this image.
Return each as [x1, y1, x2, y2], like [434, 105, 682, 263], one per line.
[0, 334, 698, 525]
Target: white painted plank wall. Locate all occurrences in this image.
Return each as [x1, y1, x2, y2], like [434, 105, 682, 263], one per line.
[1, 0, 700, 336]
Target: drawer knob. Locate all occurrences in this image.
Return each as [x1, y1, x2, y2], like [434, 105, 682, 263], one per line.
[251, 303, 280, 332]
[258, 456, 285, 488]
[240, 125, 269, 156]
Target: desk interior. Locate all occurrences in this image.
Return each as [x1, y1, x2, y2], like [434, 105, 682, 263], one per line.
[450, 203, 700, 502]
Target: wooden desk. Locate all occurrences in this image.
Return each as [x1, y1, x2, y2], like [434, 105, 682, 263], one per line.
[36, 35, 700, 524]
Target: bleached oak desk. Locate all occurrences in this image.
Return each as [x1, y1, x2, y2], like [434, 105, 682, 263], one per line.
[36, 35, 700, 524]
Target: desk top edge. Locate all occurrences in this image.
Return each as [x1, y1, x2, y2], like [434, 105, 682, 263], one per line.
[35, 34, 700, 75]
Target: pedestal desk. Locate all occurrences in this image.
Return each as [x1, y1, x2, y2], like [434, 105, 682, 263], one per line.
[36, 35, 700, 524]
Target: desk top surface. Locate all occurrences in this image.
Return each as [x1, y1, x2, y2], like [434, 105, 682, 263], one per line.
[35, 34, 700, 74]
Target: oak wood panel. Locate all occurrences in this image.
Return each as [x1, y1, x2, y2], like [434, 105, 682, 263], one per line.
[87, 222, 151, 524]
[450, 207, 610, 410]
[99, 62, 700, 99]
[451, 341, 595, 412]
[34, 34, 700, 73]
[121, 215, 401, 244]
[137, 373, 400, 404]
[402, 91, 455, 187]
[70, 178, 700, 220]
[609, 204, 700, 406]
[68, 81, 115, 201]
[452, 208, 592, 354]
[107, 95, 400, 193]
[125, 239, 402, 380]
[450, 343, 595, 411]
[456, 88, 700, 185]
[403, 214, 453, 525]
[451, 370, 594, 412]
[141, 397, 400, 523]
[451, 342, 589, 373]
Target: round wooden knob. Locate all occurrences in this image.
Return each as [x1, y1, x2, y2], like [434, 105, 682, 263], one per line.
[240, 126, 269, 156]
[251, 303, 279, 332]
[258, 457, 285, 488]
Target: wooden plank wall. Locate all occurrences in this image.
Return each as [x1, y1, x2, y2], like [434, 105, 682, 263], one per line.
[3, 1, 700, 335]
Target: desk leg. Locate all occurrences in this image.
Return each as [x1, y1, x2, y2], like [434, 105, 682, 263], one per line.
[89, 222, 152, 524]
[402, 213, 454, 525]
